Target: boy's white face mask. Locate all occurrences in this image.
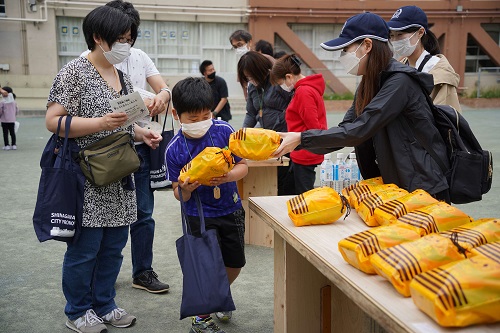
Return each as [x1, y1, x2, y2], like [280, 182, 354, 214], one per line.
[181, 118, 212, 138]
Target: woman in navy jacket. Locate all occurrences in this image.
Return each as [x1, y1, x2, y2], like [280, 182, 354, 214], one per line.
[273, 12, 450, 202]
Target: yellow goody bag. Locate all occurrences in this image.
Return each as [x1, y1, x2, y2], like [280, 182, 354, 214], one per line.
[410, 255, 500, 327]
[338, 224, 421, 274]
[342, 176, 384, 198]
[228, 128, 281, 160]
[440, 218, 500, 251]
[287, 187, 349, 227]
[179, 147, 234, 186]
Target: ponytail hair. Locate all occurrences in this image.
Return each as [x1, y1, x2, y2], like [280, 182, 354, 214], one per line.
[270, 54, 302, 84]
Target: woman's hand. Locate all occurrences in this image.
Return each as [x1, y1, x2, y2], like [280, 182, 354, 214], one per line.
[272, 132, 302, 157]
[148, 90, 170, 117]
[101, 112, 128, 131]
[141, 129, 162, 149]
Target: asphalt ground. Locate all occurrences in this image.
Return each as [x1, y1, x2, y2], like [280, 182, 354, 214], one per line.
[1, 107, 499, 333]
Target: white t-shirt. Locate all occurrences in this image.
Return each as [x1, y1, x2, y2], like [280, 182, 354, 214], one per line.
[80, 48, 160, 90]
[415, 50, 440, 73]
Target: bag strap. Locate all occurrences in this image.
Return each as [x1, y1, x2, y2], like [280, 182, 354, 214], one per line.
[60, 115, 73, 161]
[152, 98, 173, 132]
[117, 69, 128, 95]
[417, 54, 433, 72]
[178, 189, 206, 235]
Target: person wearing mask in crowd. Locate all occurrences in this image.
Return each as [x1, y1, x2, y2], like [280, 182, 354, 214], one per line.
[229, 30, 253, 57]
[254, 39, 274, 57]
[270, 54, 328, 194]
[0, 86, 19, 151]
[165, 77, 248, 332]
[272, 12, 450, 203]
[200, 60, 232, 122]
[46, 6, 162, 332]
[82, 0, 171, 294]
[237, 51, 294, 195]
[387, 5, 461, 112]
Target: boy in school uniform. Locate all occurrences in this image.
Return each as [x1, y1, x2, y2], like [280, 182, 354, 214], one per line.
[165, 77, 248, 333]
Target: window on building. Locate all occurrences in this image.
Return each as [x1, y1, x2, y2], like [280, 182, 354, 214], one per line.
[465, 34, 496, 72]
[0, 0, 6, 16]
[56, 17, 245, 77]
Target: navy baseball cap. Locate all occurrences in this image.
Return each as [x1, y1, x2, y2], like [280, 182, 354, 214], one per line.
[387, 6, 428, 31]
[320, 12, 389, 51]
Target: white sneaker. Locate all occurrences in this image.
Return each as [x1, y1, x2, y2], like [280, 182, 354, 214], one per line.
[65, 309, 107, 333]
[11, 145, 17, 150]
[2, 145, 11, 150]
[102, 308, 136, 328]
[214, 311, 232, 323]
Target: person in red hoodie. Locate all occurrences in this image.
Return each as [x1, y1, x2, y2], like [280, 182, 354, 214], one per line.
[270, 54, 328, 194]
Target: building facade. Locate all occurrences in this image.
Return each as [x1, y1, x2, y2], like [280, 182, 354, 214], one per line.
[0, 0, 498, 111]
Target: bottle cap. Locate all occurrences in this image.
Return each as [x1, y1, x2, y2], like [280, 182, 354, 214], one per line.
[349, 152, 356, 158]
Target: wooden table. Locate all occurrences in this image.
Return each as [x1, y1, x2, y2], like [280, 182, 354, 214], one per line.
[237, 157, 289, 247]
[249, 195, 500, 333]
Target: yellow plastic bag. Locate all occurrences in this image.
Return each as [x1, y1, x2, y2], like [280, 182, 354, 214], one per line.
[357, 188, 409, 227]
[179, 147, 234, 186]
[228, 128, 280, 160]
[374, 189, 438, 226]
[338, 224, 421, 274]
[396, 201, 473, 236]
[370, 234, 466, 296]
[287, 187, 349, 227]
[440, 218, 500, 251]
[341, 176, 384, 199]
[348, 183, 400, 210]
[410, 255, 500, 327]
[469, 241, 500, 261]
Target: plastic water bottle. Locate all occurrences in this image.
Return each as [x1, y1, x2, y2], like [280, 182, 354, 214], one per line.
[320, 153, 334, 188]
[343, 155, 352, 189]
[333, 153, 344, 193]
[349, 152, 360, 185]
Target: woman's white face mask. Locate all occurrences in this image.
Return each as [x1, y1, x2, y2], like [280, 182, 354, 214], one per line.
[338, 43, 366, 76]
[180, 118, 212, 138]
[100, 42, 130, 65]
[391, 31, 419, 59]
[280, 76, 294, 92]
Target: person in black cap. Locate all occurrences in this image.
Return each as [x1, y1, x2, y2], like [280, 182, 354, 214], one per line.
[387, 5, 461, 112]
[272, 12, 451, 203]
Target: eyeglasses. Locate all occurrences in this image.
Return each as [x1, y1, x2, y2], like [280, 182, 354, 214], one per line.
[116, 37, 135, 45]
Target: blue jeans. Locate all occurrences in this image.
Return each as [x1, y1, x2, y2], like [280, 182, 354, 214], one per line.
[63, 225, 129, 320]
[130, 144, 156, 278]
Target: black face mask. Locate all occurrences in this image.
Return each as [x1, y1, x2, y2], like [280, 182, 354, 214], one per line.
[207, 72, 216, 80]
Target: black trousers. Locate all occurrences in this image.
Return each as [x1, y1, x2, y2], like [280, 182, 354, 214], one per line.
[1, 122, 15, 146]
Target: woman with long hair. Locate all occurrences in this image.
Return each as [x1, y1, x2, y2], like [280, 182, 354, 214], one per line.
[387, 6, 461, 111]
[273, 12, 450, 202]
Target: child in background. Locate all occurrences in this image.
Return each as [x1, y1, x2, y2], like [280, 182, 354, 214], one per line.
[165, 77, 248, 333]
[0, 86, 19, 150]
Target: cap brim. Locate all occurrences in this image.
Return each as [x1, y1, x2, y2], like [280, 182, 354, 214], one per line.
[387, 21, 424, 31]
[320, 35, 388, 51]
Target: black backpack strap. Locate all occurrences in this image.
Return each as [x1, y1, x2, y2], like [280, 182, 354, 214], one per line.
[117, 69, 128, 95]
[417, 54, 433, 72]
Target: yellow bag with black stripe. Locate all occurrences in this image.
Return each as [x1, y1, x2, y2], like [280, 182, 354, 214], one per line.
[410, 255, 500, 327]
[342, 176, 384, 199]
[348, 183, 400, 210]
[470, 241, 500, 260]
[287, 187, 350, 227]
[228, 128, 280, 160]
[338, 224, 421, 274]
[357, 188, 409, 227]
[440, 218, 500, 251]
[179, 147, 234, 186]
[373, 189, 438, 226]
[396, 201, 473, 236]
[370, 234, 466, 297]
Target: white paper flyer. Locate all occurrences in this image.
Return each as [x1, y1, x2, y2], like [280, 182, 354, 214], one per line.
[109, 90, 149, 128]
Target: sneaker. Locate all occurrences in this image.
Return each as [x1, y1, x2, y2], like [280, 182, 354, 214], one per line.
[132, 270, 169, 293]
[11, 145, 17, 150]
[190, 316, 226, 333]
[65, 309, 107, 333]
[102, 308, 136, 328]
[2, 146, 11, 150]
[214, 311, 232, 323]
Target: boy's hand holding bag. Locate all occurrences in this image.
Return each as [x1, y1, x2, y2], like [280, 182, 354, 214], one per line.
[179, 147, 234, 186]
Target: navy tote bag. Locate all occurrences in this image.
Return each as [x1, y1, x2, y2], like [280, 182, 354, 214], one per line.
[149, 102, 174, 190]
[176, 190, 236, 319]
[33, 116, 84, 243]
